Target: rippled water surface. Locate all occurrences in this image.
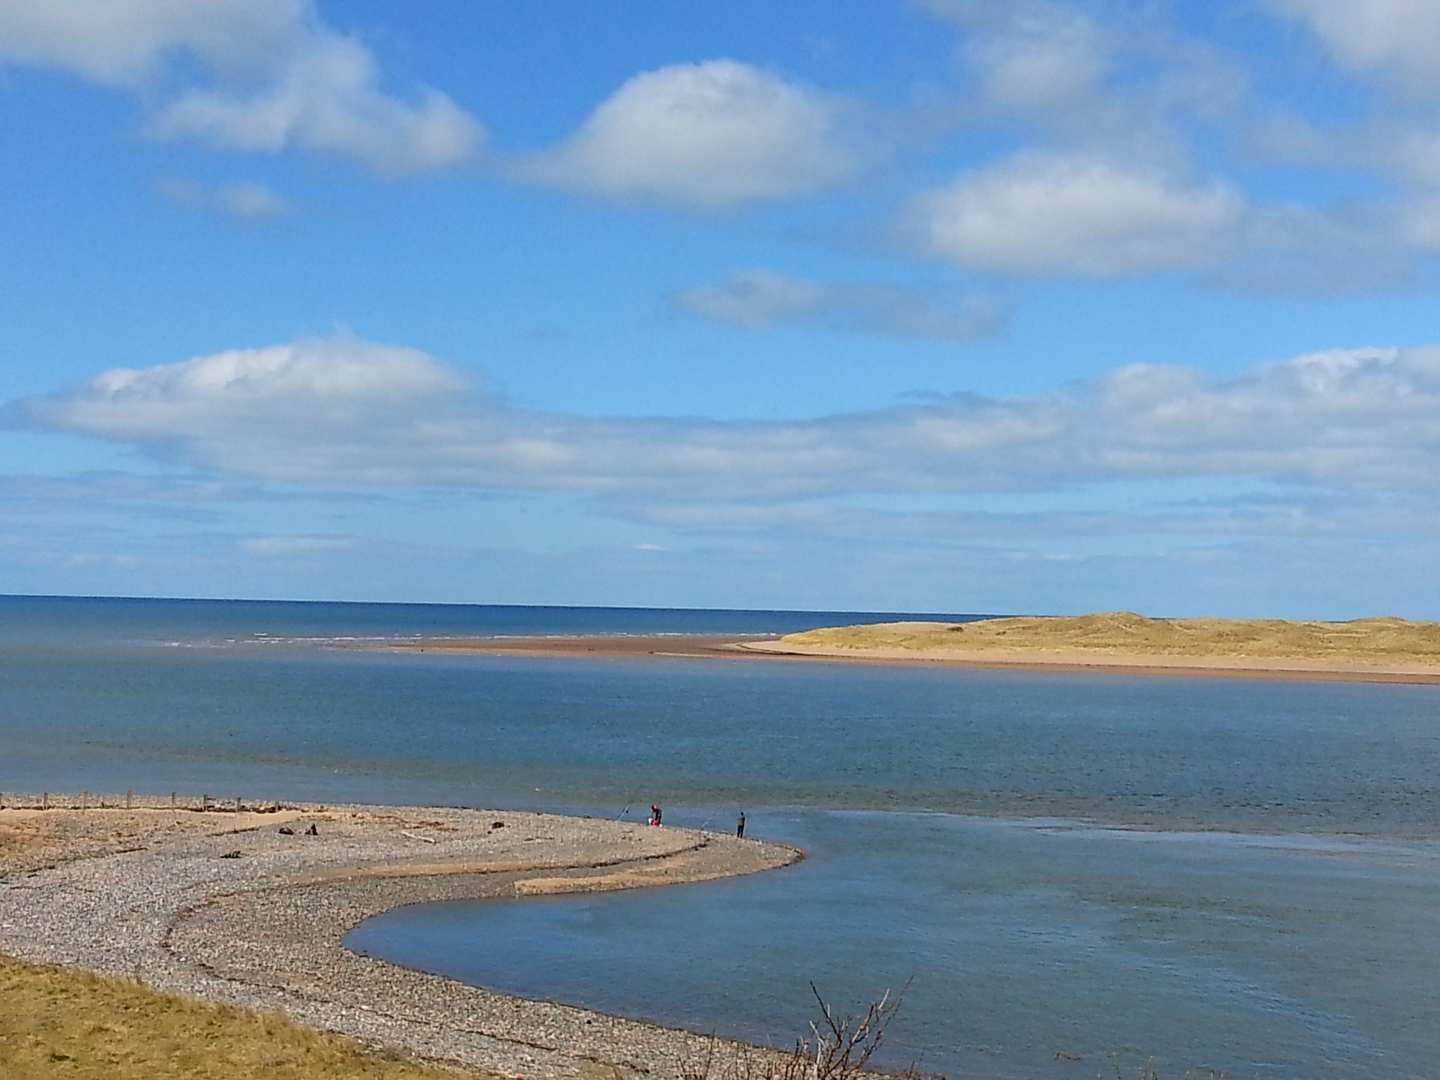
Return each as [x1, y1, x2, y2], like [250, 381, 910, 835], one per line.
[3, 596, 1438, 1078]
[351, 814, 1440, 1079]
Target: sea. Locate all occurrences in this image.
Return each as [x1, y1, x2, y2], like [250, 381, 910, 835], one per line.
[2, 594, 1437, 1079]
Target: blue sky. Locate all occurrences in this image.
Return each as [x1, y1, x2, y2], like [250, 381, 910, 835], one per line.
[4, 1, 1440, 617]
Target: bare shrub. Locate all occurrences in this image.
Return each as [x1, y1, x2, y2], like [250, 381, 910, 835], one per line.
[684, 981, 932, 1080]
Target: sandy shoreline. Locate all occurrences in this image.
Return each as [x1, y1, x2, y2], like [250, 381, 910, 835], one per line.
[0, 802, 801, 1080]
[387, 633, 1440, 685]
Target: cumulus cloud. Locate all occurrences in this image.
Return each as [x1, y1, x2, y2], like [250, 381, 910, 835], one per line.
[520, 60, 864, 207]
[13, 334, 1440, 502]
[0, 0, 484, 174]
[670, 270, 1006, 342]
[16, 336, 470, 483]
[908, 152, 1245, 276]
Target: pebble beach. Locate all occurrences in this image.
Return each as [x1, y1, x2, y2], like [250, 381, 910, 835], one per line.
[0, 802, 802, 1079]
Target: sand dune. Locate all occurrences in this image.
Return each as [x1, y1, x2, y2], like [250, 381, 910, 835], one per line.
[739, 611, 1440, 677]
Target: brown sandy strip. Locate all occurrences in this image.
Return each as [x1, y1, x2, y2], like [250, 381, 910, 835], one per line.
[383, 634, 1440, 685]
[385, 634, 771, 661]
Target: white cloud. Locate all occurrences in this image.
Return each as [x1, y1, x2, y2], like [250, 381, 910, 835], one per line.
[1269, 0, 1440, 98]
[150, 33, 483, 175]
[14, 334, 1440, 501]
[521, 60, 863, 208]
[908, 152, 1245, 276]
[914, 6, 1433, 289]
[950, 1, 1111, 113]
[0, 0, 484, 174]
[1260, 1, 1440, 256]
[919, 0, 1247, 154]
[19, 336, 469, 483]
[0, 0, 304, 86]
[671, 270, 1006, 342]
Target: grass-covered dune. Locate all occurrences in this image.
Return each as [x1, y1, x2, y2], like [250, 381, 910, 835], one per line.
[747, 612, 1440, 669]
[0, 955, 488, 1080]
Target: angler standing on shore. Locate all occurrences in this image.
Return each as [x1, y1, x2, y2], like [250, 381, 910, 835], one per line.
[736, 811, 745, 838]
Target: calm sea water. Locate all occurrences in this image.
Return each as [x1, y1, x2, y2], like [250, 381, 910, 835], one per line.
[3, 595, 1438, 1078]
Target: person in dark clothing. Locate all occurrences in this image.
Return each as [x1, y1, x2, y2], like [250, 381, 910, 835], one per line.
[649, 803, 662, 827]
[736, 811, 746, 838]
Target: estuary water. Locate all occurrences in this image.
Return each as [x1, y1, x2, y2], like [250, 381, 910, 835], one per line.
[2, 595, 1437, 1078]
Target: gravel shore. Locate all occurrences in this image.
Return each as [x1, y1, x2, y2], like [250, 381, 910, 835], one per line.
[0, 803, 802, 1079]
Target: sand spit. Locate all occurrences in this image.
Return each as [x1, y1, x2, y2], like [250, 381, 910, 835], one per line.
[738, 612, 1440, 684]
[0, 803, 801, 1080]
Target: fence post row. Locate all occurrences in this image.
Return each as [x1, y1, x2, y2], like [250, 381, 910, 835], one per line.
[0, 790, 287, 810]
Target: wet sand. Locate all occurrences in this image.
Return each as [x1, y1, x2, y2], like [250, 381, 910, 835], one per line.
[387, 634, 1440, 685]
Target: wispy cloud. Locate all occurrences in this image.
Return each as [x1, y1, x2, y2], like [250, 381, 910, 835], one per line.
[241, 534, 355, 557]
[671, 270, 1006, 342]
[147, 32, 483, 176]
[156, 178, 292, 220]
[919, 0, 1248, 153]
[1267, 1, 1440, 99]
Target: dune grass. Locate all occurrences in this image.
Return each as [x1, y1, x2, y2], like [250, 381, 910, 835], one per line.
[0, 954, 488, 1080]
[775, 611, 1440, 663]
